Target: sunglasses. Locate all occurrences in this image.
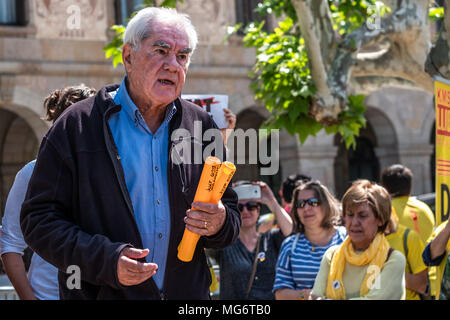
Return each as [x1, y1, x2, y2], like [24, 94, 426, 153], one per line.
[296, 198, 320, 208]
[238, 201, 259, 211]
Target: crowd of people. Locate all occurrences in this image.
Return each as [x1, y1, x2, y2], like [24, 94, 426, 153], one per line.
[0, 6, 449, 301]
[211, 169, 449, 300]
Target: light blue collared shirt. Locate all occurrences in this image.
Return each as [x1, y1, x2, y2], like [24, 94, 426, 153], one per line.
[108, 78, 176, 291]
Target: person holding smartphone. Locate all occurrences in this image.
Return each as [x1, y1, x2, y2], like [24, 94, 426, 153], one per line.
[207, 181, 292, 300]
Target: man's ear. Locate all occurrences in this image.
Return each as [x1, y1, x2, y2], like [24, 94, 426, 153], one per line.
[122, 44, 133, 71]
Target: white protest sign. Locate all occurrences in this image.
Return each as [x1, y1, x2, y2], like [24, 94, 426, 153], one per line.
[182, 94, 228, 129]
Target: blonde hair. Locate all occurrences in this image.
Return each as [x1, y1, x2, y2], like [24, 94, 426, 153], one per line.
[342, 179, 391, 233]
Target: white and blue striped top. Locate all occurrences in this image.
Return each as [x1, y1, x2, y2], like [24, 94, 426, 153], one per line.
[273, 226, 347, 292]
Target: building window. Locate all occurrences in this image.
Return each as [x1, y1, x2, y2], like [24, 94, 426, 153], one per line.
[235, 0, 267, 35]
[0, 0, 26, 26]
[347, 137, 380, 184]
[115, 0, 148, 25]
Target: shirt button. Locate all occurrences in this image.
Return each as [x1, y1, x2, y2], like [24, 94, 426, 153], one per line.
[255, 276, 258, 280]
[158, 233, 163, 239]
[155, 166, 159, 172]
[157, 199, 161, 205]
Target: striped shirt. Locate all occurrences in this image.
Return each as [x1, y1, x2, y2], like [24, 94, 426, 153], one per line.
[273, 226, 347, 292]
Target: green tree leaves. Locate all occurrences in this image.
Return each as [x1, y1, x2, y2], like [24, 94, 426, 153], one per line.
[429, 1, 444, 22]
[240, 2, 374, 149]
[103, 25, 125, 68]
[325, 94, 366, 149]
[329, 0, 390, 34]
[242, 17, 324, 144]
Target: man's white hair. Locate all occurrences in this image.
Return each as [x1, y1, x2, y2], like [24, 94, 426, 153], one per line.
[123, 7, 198, 54]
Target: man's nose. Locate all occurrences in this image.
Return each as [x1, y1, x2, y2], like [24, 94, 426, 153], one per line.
[163, 54, 180, 72]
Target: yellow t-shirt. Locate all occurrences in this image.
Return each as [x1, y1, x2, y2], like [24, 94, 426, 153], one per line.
[386, 225, 427, 300]
[312, 245, 406, 300]
[428, 221, 450, 299]
[392, 196, 435, 244]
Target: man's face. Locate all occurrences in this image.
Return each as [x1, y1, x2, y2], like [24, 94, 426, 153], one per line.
[123, 22, 191, 109]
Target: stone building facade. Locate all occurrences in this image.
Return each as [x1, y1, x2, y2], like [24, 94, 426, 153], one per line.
[0, 0, 436, 216]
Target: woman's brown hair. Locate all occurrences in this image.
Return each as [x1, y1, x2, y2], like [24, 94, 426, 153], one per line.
[341, 179, 392, 233]
[290, 180, 341, 234]
[43, 84, 96, 123]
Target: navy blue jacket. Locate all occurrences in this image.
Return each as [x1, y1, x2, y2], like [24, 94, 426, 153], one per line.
[20, 84, 240, 299]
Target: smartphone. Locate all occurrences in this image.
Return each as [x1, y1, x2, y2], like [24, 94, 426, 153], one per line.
[234, 184, 261, 200]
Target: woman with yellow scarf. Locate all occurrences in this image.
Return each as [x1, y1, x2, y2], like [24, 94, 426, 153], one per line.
[311, 180, 406, 300]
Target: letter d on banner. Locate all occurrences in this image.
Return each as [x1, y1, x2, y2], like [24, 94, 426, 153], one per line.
[441, 184, 450, 223]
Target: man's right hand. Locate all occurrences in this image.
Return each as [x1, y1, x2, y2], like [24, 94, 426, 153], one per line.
[117, 247, 158, 286]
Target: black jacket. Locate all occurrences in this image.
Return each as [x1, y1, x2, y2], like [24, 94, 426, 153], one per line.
[20, 84, 240, 300]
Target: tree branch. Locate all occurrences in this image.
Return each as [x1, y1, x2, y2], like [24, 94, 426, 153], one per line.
[353, 47, 434, 92]
[290, 0, 433, 124]
[329, 0, 431, 110]
[291, 0, 341, 124]
[425, 0, 450, 79]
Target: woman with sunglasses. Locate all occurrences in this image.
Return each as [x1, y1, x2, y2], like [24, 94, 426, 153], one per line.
[310, 180, 406, 300]
[207, 181, 293, 300]
[273, 180, 347, 300]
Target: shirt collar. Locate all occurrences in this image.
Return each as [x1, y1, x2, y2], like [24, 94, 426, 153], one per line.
[115, 77, 177, 130]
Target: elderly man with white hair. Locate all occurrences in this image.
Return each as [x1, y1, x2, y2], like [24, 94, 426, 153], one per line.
[20, 7, 240, 300]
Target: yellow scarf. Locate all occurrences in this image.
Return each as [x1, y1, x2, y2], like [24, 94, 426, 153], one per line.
[326, 233, 390, 300]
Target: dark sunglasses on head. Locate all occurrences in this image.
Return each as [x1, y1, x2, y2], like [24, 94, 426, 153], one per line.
[238, 201, 259, 211]
[296, 198, 320, 208]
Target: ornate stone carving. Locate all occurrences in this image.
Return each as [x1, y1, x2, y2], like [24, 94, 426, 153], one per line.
[178, 0, 234, 45]
[34, 0, 107, 40]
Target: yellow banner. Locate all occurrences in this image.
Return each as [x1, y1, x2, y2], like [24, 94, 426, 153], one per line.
[435, 77, 450, 226]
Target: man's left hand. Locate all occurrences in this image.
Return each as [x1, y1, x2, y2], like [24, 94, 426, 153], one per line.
[184, 201, 226, 236]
